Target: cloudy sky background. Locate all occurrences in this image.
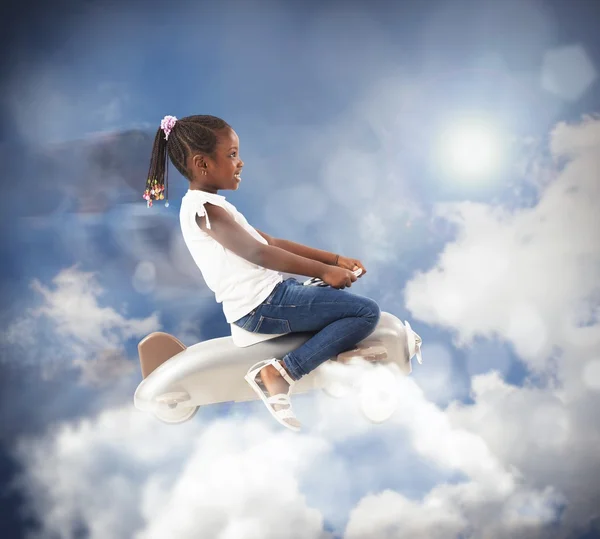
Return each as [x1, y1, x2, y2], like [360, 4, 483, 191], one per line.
[1, 0, 600, 537]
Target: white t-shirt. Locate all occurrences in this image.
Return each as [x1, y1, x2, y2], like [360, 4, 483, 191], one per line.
[179, 189, 283, 323]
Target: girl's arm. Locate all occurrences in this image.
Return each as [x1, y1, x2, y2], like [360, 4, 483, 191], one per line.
[197, 205, 329, 278]
[256, 229, 337, 266]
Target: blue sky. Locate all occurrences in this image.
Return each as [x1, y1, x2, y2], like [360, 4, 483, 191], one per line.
[1, 0, 600, 537]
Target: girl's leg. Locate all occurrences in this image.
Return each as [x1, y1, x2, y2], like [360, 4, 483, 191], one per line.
[237, 278, 381, 381]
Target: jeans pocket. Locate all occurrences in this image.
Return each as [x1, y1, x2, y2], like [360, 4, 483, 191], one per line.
[255, 315, 291, 334]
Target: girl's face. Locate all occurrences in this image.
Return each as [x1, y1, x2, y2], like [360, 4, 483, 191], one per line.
[190, 127, 244, 193]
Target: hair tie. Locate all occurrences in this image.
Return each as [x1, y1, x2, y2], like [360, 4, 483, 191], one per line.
[160, 115, 178, 140]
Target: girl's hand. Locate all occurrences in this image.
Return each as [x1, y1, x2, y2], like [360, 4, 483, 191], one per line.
[336, 255, 367, 277]
[321, 266, 358, 289]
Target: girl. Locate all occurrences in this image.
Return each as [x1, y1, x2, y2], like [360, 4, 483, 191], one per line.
[144, 114, 381, 431]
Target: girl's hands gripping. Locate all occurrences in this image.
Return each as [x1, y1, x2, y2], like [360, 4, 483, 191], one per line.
[320, 266, 358, 289]
[335, 255, 366, 277]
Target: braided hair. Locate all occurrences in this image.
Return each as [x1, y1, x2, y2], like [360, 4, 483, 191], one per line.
[143, 115, 231, 207]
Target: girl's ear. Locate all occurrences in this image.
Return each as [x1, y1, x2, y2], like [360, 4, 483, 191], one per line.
[192, 153, 207, 170]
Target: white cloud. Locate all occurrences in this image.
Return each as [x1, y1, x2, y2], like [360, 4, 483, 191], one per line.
[445, 372, 600, 528]
[13, 369, 566, 539]
[404, 116, 600, 372]
[2, 266, 159, 385]
[15, 406, 332, 539]
[398, 115, 600, 535]
[28, 266, 157, 349]
[345, 481, 565, 539]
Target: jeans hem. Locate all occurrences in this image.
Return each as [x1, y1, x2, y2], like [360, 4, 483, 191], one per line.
[282, 353, 302, 381]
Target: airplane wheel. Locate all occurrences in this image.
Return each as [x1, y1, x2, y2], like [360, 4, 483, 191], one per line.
[154, 404, 199, 424]
[153, 391, 198, 424]
[318, 361, 354, 398]
[359, 390, 397, 423]
[322, 379, 352, 399]
[358, 367, 398, 423]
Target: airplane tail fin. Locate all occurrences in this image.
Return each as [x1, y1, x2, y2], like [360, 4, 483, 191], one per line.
[137, 332, 186, 378]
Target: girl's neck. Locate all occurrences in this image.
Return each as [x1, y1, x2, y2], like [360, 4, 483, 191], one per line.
[189, 181, 220, 195]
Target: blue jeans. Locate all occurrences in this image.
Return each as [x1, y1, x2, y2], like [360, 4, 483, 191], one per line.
[233, 278, 381, 381]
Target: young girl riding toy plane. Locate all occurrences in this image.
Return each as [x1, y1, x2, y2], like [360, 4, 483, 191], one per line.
[139, 115, 422, 431]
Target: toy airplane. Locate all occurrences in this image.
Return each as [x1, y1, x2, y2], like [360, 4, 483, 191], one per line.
[133, 269, 423, 425]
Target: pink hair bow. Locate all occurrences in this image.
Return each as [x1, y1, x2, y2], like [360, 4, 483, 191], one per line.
[160, 115, 178, 140]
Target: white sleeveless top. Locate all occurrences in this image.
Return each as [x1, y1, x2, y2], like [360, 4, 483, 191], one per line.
[179, 189, 283, 323]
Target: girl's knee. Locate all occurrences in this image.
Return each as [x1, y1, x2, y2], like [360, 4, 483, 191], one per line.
[361, 297, 381, 325]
